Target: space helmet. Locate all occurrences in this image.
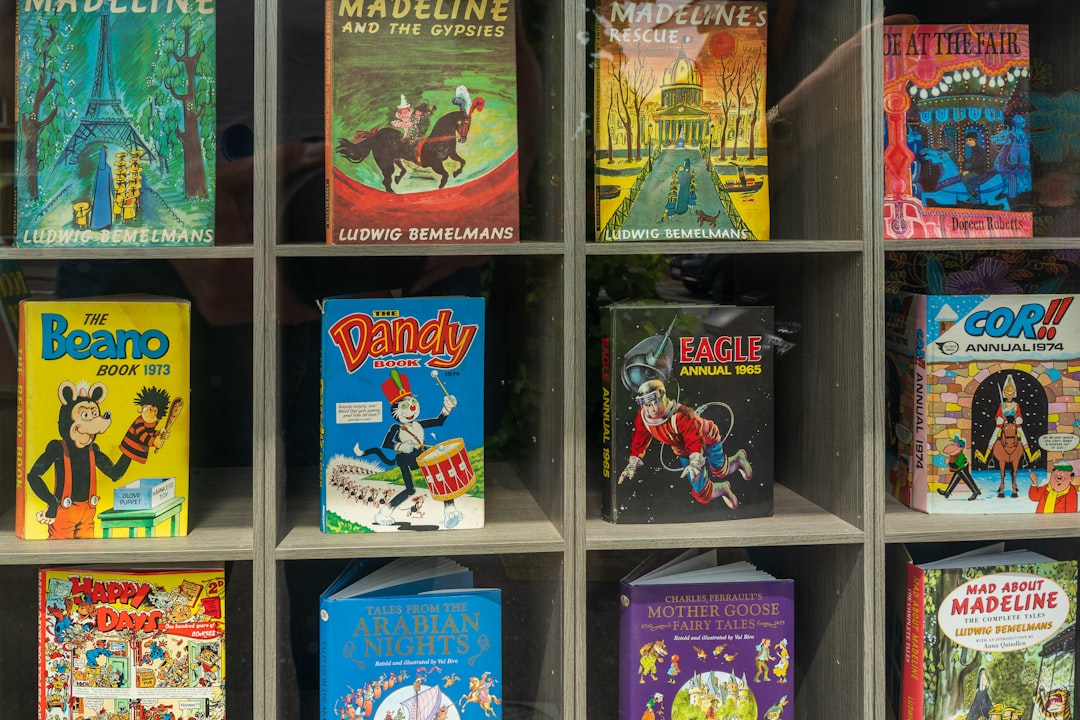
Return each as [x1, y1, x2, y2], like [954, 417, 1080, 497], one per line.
[621, 316, 677, 391]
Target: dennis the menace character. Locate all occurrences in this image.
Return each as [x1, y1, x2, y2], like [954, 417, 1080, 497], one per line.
[119, 386, 178, 462]
[1028, 462, 1079, 513]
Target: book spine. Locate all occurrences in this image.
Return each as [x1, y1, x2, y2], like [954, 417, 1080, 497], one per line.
[37, 567, 46, 720]
[910, 294, 929, 511]
[900, 563, 926, 720]
[618, 582, 632, 720]
[16, 301, 27, 537]
[320, 601, 328, 720]
[600, 310, 614, 521]
[324, 0, 333, 243]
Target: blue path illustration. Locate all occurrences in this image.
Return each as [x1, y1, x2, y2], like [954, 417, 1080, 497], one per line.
[623, 148, 735, 233]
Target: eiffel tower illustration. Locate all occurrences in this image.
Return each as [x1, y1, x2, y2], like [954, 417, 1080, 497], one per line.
[56, 9, 154, 167]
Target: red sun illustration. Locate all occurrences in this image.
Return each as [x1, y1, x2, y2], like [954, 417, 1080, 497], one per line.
[708, 32, 736, 58]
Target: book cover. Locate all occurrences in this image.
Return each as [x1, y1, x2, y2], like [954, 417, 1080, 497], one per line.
[602, 301, 773, 523]
[319, 557, 502, 720]
[885, 292, 1080, 514]
[325, 0, 519, 244]
[38, 565, 226, 720]
[15, 3, 216, 247]
[17, 297, 191, 539]
[593, 1, 769, 242]
[321, 296, 485, 532]
[619, 550, 794, 720]
[900, 548, 1076, 720]
[883, 24, 1032, 239]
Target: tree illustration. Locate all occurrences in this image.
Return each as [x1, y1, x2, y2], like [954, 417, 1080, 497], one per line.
[626, 45, 656, 161]
[19, 17, 71, 200]
[745, 59, 764, 161]
[728, 46, 761, 161]
[607, 45, 634, 163]
[712, 45, 746, 162]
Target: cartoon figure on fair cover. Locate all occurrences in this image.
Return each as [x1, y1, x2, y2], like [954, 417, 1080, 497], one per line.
[938, 436, 981, 501]
[1028, 462, 1079, 513]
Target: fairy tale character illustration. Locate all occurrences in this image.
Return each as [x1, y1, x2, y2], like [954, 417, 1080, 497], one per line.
[666, 654, 681, 683]
[642, 692, 665, 720]
[772, 638, 790, 683]
[754, 638, 773, 682]
[638, 640, 667, 683]
[764, 696, 789, 720]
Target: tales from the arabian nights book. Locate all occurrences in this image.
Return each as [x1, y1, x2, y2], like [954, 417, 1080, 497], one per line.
[320, 557, 501, 720]
[620, 549, 794, 720]
[321, 296, 485, 532]
[16, 2, 216, 247]
[38, 565, 226, 720]
[326, 0, 519, 244]
[17, 297, 191, 539]
[594, 1, 769, 242]
[601, 301, 774, 523]
[883, 24, 1032, 239]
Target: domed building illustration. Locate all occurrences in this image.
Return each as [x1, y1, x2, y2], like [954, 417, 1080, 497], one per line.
[652, 46, 712, 147]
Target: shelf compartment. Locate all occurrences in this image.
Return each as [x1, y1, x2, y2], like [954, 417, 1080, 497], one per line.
[885, 493, 1080, 543]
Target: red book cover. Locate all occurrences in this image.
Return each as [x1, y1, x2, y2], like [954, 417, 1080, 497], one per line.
[900, 562, 926, 720]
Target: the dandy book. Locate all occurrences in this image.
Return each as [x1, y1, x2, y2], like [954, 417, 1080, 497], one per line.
[321, 296, 485, 532]
[320, 557, 501, 720]
[326, 0, 519, 244]
[17, 297, 190, 539]
[602, 302, 773, 523]
[620, 550, 794, 720]
[16, 1, 216, 247]
[885, 292, 1080, 514]
[594, 1, 769, 242]
[883, 25, 1032, 239]
[38, 565, 226, 720]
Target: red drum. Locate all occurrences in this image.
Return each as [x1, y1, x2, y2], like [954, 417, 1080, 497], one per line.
[418, 438, 475, 501]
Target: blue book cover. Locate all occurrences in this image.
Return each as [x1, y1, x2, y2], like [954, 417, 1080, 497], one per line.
[321, 296, 485, 532]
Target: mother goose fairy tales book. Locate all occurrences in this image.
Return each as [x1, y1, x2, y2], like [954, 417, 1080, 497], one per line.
[326, 0, 519, 244]
[16, 297, 191, 539]
[15, 2, 216, 247]
[321, 296, 485, 532]
[594, 1, 769, 242]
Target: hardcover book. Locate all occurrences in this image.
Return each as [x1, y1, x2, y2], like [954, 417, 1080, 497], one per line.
[593, 0, 769, 242]
[885, 292, 1080, 513]
[601, 301, 773, 523]
[883, 24, 1032, 239]
[320, 557, 501, 720]
[325, 0, 519, 244]
[17, 297, 191, 539]
[321, 296, 485, 532]
[620, 549, 794, 720]
[39, 565, 226, 720]
[16, 3, 216, 247]
[899, 546, 1076, 720]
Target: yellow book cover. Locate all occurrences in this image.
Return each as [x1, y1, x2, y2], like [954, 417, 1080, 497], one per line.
[17, 297, 190, 539]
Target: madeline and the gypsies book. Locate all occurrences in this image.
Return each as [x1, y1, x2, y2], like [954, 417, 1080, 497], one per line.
[38, 566, 226, 720]
[883, 24, 1032, 239]
[899, 547, 1076, 720]
[320, 557, 501, 720]
[17, 297, 190, 539]
[885, 292, 1080, 514]
[326, 0, 519, 244]
[620, 549, 794, 720]
[594, 1, 769, 242]
[321, 297, 485, 532]
[16, 1, 216, 247]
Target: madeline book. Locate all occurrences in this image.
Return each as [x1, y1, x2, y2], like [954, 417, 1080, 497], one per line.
[325, 0, 519, 244]
[38, 565, 226, 720]
[17, 297, 190, 539]
[883, 24, 1032, 239]
[898, 545, 1076, 720]
[15, 2, 216, 247]
[602, 301, 773, 523]
[321, 296, 485, 532]
[885, 292, 1080, 514]
[320, 557, 502, 720]
[594, 0, 769, 242]
[620, 549, 794, 720]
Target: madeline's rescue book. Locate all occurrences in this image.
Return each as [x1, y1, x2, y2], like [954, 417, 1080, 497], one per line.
[898, 546, 1076, 720]
[17, 297, 190, 539]
[39, 565, 226, 720]
[594, 0, 769, 242]
[619, 549, 794, 720]
[320, 557, 502, 720]
[321, 296, 485, 532]
[883, 24, 1032, 239]
[325, 0, 519, 244]
[15, 1, 216, 247]
[885, 292, 1080, 514]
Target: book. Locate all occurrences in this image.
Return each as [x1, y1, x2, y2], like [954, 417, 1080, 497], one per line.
[593, 0, 769, 242]
[885, 292, 1080, 513]
[601, 301, 773, 523]
[898, 545, 1076, 720]
[17, 297, 191, 539]
[619, 549, 794, 720]
[15, 3, 216, 247]
[325, 0, 519, 244]
[319, 557, 501, 720]
[883, 24, 1032, 239]
[38, 565, 226, 720]
[321, 296, 485, 532]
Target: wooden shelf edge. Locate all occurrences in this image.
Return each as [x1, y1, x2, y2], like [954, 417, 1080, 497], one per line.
[884, 494, 1080, 543]
[275, 241, 567, 257]
[586, 239, 865, 255]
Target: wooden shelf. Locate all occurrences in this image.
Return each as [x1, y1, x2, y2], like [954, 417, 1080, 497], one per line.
[884, 493, 1080, 544]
